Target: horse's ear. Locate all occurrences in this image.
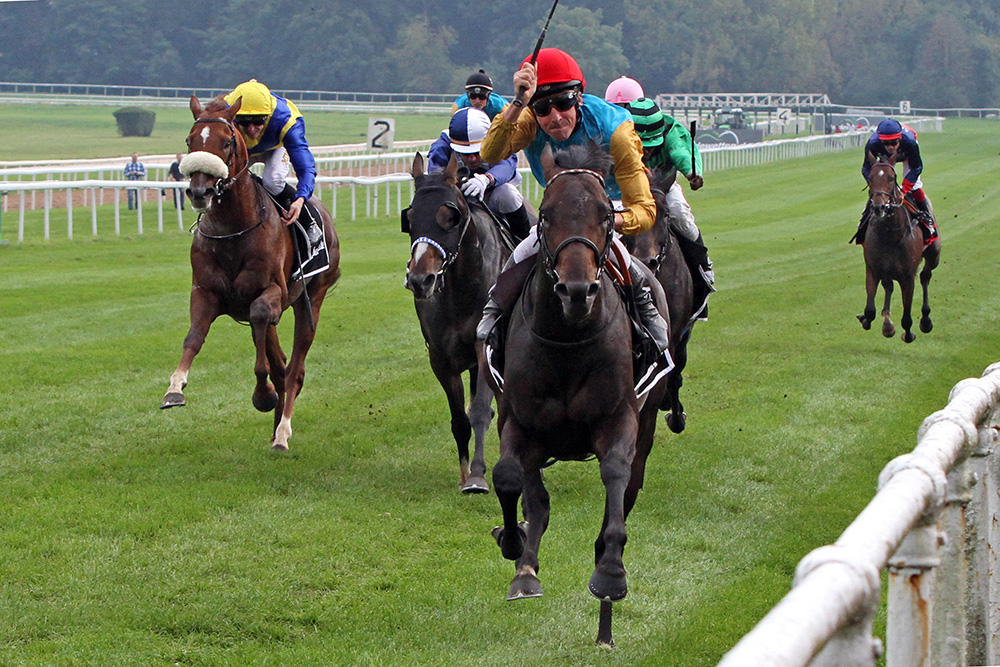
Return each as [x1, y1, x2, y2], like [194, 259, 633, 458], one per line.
[225, 96, 242, 121]
[410, 152, 425, 180]
[443, 152, 459, 183]
[190, 95, 202, 120]
[540, 144, 558, 183]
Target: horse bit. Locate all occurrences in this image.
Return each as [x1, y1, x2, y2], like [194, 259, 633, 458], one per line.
[538, 168, 615, 283]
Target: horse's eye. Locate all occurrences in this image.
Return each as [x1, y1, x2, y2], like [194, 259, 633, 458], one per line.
[185, 137, 191, 147]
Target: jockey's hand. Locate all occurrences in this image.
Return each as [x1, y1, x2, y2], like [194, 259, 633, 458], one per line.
[613, 212, 624, 232]
[513, 61, 537, 105]
[688, 173, 704, 190]
[462, 174, 490, 199]
[282, 197, 305, 225]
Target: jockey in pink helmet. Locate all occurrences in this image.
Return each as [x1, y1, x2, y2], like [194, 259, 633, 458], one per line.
[604, 76, 645, 106]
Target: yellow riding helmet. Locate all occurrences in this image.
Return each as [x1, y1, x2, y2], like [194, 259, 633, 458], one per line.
[225, 79, 275, 116]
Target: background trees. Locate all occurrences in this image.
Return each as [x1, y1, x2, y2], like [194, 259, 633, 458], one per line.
[0, 0, 997, 107]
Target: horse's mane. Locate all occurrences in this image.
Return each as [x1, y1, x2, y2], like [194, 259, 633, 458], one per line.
[552, 142, 614, 178]
[203, 96, 229, 113]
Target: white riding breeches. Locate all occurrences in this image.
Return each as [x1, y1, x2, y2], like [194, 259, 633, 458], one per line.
[486, 176, 523, 215]
[664, 181, 700, 242]
[252, 146, 291, 196]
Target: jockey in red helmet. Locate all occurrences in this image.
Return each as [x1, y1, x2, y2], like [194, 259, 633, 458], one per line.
[477, 48, 668, 363]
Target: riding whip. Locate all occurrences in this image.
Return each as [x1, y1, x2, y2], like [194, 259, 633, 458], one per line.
[514, 0, 562, 105]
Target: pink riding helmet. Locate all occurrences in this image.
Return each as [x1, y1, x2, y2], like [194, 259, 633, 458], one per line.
[604, 76, 645, 105]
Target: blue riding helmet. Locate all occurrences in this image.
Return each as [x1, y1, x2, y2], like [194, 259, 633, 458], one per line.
[876, 118, 903, 140]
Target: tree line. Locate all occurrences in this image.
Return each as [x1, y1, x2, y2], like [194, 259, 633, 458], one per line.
[1, 0, 997, 108]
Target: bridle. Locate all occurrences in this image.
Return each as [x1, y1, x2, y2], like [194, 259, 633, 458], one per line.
[538, 168, 615, 283]
[187, 116, 264, 240]
[867, 163, 903, 214]
[407, 197, 473, 294]
[190, 117, 252, 199]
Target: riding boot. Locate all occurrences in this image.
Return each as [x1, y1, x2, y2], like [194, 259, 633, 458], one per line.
[275, 182, 298, 211]
[477, 297, 503, 343]
[852, 202, 871, 245]
[504, 204, 531, 243]
[476, 257, 536, 343]
[694, 233, 716, 289]
[628, 263, 670, 354]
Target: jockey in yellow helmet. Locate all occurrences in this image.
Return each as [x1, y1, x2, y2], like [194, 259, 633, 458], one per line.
[224, 79, 316, 225]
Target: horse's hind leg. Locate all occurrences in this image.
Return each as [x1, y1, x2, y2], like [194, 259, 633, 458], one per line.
[590, 419, 636, 603]
[162, 289, 221, 409]
[880, 279, 896, 338]
[662, 329, 690, 433]
[463, 366, 493, 494]
[919, 243, 940, 334]
[272, 278, 333, 452]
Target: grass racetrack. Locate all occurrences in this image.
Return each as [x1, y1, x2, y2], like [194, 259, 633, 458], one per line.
[1, 118, 998, 665]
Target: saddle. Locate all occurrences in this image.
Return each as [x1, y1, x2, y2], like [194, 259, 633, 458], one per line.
[254, 176, 329, 282]
[851, 202, 939, 246]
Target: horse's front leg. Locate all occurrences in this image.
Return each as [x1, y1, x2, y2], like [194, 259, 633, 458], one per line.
[662, 329, 690, 433]
[590, 418, 637, 603]
[463, 365, 493, 494]
[898, 275, 916, 343]
[161, 287, 221, 408]
[857, 268, 877, 330]
[248, 287, 284, 414]
[491, 421, 535, 597]
[506, 467, 549, 600]
[429, 352, 473, 491]
[880, 278, 896, 338]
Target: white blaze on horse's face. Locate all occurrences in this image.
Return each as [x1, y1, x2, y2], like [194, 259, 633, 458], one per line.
[200, 126, 211, 143]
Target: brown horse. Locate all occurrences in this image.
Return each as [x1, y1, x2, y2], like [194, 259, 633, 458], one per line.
[160, 95, 341, 451]
[403, 152, 510, 492]
[625, 168, 699, 433]
[857, 160, 940, 342]
[483, 144, 668, 646]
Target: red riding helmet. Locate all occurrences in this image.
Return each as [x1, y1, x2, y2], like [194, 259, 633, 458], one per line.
[523, 47, 586, 101]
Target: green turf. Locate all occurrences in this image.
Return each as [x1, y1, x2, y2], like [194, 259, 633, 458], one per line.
[0, 119, 996, 666]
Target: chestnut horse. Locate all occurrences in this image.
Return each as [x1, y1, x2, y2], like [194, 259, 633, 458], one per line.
[484, 144, 668, 646]
[857, 160, 940, 342]
[625, 168, 699, 433]
[160, 95, 341, 451]
[403, 152, 510, 492]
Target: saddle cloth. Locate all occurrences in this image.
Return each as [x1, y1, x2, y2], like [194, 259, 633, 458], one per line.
[289, 199, 330, 282]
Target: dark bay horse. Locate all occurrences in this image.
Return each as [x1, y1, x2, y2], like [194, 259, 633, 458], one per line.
[160, 95, 341, 451]
[625, 168, 698, 433]
[403, 152, 510, 492]
[483, 144, 668, 646]
[857, 160, 940, 342]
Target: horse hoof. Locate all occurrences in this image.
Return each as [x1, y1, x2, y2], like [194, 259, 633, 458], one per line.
[271, 442, 289, 452]
[491, 521, 528, 560]
[902, 332, 916, 343]
[920, 319, 933, 333]
[589, 570, 628, 602]
[160, 392, 186, 409]
[461, 476, 490, 494]
[856, 315, 871, 330]
[882, 324, 895, 338]
[253, 390, 279, 413]
[507, 573, 543, 600]
[665, 411, 686, 433]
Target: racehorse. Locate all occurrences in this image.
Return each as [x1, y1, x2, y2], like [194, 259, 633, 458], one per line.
[625, 168, 698, 433]
[856, 160, 940, 342]
[403, 152, 510, 493]
[160, 95, 341, 451]
[483, 143, 668, 646]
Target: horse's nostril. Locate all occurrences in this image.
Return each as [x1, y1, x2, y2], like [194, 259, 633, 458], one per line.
[587, 281, 600, 297]
[553, 282, 569, 298]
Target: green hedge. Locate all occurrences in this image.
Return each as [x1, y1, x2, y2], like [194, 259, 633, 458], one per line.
[112, 107, 156, 137]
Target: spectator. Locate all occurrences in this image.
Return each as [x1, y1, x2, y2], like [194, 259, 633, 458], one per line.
[168, 153, 185, 210]
[124, 152, 146, 210]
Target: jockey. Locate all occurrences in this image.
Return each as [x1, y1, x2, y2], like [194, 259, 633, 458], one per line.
[625, 96, 715, 287]
[854, 118, 936, 244]
[604, 76, 645, 106]
[428, 107, 531, 240]
[477, 47, 667, 357]
[452, 69, 510, 120]
[862, 118, 931, 216]
[224, 79, 316, 226]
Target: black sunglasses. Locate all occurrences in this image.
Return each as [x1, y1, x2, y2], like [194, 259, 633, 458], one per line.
[235, 116, 267, 127]
[468, 91, 490, 101]
[531, 90, 579, 117]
